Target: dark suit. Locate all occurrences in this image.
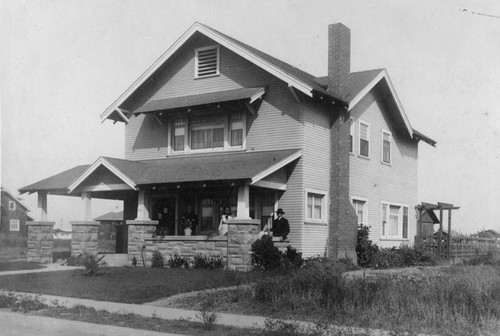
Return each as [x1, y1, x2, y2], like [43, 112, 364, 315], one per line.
[272, 216, 289, 239]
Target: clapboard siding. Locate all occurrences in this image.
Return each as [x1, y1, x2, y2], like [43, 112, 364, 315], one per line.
[301, 99, 332, 256]
[349, 89, 418, 247]
[125, 34, 302, 160]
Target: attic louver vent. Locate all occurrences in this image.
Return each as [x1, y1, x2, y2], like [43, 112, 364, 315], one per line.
[195, 46, 220, 78]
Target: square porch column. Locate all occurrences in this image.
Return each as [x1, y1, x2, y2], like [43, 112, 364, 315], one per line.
[236, 185, 250, 219]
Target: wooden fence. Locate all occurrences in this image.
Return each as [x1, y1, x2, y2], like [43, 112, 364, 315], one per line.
[415, 236, 499, 260]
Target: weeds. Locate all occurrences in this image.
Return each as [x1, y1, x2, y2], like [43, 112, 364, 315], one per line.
[196, 293, 219, 330]
[0, 292, 59, 312]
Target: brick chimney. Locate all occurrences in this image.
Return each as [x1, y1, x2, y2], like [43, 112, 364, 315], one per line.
[327, 23, 350, 102]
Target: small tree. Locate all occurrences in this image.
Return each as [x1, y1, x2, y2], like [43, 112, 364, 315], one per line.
[151, 249, 165, 268]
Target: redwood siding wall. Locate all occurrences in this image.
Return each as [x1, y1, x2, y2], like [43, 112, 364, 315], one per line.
[300, 100, 331, 257]
[349, 90, 418, 248]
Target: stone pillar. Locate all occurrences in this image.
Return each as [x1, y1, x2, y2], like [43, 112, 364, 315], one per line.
[227, 219, 260, 271]
[26, 221, 55, 263]
[71, 221, 100, 256]
[127, 220, 158, 267]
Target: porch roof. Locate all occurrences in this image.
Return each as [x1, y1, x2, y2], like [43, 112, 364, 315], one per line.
[134, 87, 266, 114]
[19, 149, 302, 195]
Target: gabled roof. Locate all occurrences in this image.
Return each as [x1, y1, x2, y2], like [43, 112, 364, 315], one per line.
[319, 69, 436, 147]
[101, 22, 346, 123]
[1, 186, 32, 212]
[18, 149, 302, 195]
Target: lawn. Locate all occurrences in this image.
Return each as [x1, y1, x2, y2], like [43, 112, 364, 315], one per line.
[0, 267, 269, 303]
[0, 261, 44, 271]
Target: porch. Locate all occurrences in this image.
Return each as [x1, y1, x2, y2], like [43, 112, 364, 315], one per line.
[19, 149, 301, 267]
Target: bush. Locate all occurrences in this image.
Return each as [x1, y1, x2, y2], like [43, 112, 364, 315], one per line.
[81, 253, 107, 276]
[462, 249, 500, 266]
[251, 235, 282, 270]
[283, 245, 303, 269]
[151, 249, 165, 268]
[193, 254, 225, 269]
[373, 246, 437, 269]
[356, 224, 379, 268]
[167, 253, 189, 268]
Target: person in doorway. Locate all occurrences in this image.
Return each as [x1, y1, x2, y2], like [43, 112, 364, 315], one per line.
[218, 206, 233, 236]
[181, 205, 198, 235]
[272, 208, 289, 240]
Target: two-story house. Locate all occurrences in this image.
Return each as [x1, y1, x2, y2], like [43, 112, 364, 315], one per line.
[19, 22, 434, 258]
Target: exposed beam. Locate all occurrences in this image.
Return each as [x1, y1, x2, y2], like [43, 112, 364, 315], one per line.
[252, 180, 287, 191]
[288, 85, 301, 103]
[244, 101, 256, 115]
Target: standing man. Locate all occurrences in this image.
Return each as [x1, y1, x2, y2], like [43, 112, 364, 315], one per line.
[272, 208, 289, 240]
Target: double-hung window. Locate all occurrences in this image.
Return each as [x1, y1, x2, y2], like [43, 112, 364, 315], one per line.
[381, 202, 409, 239]
[352, 198, 367, 225]
[382, 130, 392, 164]
[349, 119, 354, 154]
[306, 189, 327, 222]
[170, 112, 245, 153]
[359, 121, 370, 157]
[10, 219, 20, 231]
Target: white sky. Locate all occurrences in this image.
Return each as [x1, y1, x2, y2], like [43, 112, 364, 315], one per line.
[1, 0, 499, 233]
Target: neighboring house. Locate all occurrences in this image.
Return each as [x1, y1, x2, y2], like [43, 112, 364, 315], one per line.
[19, 22, 434, 258]
[472, 229, 500, 240]
[53, 229, 72, 240]
[1, 187, 33, 243]
[417, 209, 440, 238]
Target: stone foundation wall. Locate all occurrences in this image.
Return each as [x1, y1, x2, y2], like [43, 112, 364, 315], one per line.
[71, 221, 99, 256]
[26, 222, 55, 263]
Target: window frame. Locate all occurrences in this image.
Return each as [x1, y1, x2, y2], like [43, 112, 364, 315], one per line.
[10, 219, 20, 231]
[381, 130, 392, 165]
[305, 188, 328, 224]
[8, 201, 16, 211]
[194, 45, 220, 79]
[351, 196, 368, 226]
[349, 118, 354, 154]
[169, 111, 246, 154]
[358, 120, 370, 158]
[380, 201, 409, 240]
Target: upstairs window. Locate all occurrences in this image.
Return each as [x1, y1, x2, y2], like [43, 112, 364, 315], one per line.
[359, 121, 370, 157]
[382, 130, 392, 164]
[9, 201, 16, 211]
[195, 46, 220, 78]
[349, 119, 354, 154]
[170, 112, 245, 153]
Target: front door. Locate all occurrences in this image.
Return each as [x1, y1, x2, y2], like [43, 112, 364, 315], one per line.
[151, 197, 177, 235]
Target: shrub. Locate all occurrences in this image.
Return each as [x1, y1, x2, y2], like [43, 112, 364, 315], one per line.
[151, 249, 165, 268]
[167, 253, 189, 268]
[81, 253, 107, 276]
[131, 255, 138, 267]
[356, 224, 379, 268]
[196, 293, 219, 330]
[251, 235, 282, 270]
[462, 249, 500, 266]
[193, 254, 225, 269]
[373, 246, 437, 269]
[283, 245, 303, 269]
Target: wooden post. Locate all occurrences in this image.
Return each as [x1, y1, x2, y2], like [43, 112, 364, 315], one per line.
[37, 192, 48, 221]
[136, 189, 150, 220]
[447, 209, 452, 259]
[81, 192, 92, 220]
[438, 209, 443, 259]
[236, 184, 250, 219]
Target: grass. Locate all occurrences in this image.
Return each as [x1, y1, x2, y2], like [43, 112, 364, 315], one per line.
[0, 267, 270, 303]
[0, 260, 44, 271]
[168, 264, 500, 336]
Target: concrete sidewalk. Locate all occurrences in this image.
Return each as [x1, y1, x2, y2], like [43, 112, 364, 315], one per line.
[0, 311, 185, 336]
[0, 263, 83, 276]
